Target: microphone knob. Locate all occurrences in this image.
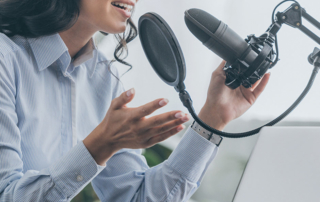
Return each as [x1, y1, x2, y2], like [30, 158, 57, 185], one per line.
[308, 53, 314, 65]
[308, 47, 320, 65]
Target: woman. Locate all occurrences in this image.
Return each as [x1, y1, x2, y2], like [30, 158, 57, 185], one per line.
[0, 0, 270, 201]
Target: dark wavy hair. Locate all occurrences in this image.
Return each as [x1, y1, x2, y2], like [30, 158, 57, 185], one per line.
[0, 0, 137, 74]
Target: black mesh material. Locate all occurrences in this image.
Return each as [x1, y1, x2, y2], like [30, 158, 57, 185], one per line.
[185, 8, 221, 43]
[139, 20, 177, 83]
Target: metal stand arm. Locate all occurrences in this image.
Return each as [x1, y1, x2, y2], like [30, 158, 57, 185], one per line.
[276, 3, 320, 45]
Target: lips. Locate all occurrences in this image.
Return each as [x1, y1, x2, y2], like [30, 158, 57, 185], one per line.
[111, 1, 134, 18]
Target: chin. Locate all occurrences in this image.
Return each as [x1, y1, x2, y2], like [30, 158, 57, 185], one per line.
[117, 25, 127, 33]
[103, 23, 127, 34]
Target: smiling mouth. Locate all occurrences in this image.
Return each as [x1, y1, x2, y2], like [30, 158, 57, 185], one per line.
[111, 2, 133, 12]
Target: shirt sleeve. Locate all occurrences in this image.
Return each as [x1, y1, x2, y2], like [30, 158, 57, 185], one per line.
[0, 55, 105, 202]
[91, 79, 219, 202]
[91, 127, 219, 202]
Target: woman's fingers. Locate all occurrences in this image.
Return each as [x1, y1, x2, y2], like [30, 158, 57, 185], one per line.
[217, 60, 226, 70]
[106, 88, 191, 150]
[145, 114, 189, 135]
[213, 60, 227, 75]
[252, 73, 271, 98]
[111, 88, 135, 109]
[250, 76, 263, 91]
[141, 111, 189, 129]
[136, 113, 189, 147]
[133, 98, 169, 119]
[240, 73, 271, 105]
[146, 125, 186, 147]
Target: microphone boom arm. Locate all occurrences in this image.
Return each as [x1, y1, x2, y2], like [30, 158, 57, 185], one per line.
[275, 3, 320, 45]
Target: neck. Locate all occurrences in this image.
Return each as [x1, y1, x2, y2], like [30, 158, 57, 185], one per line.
[59, 19, 97, 58]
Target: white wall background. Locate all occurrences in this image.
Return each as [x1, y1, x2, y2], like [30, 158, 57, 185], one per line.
[98, 0, 320, 201]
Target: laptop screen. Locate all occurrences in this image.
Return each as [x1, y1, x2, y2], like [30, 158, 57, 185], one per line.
[233, 127, 320, 202]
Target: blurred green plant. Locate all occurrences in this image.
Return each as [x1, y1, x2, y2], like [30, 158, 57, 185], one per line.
[142, 144, 173, 167]
[71, 144, 173, 202]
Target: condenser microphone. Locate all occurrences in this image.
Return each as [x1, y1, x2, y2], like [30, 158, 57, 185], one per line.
[185, 8, 277, 89]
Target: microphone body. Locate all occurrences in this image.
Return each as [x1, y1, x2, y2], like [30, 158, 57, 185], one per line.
[185, 9, 276, 89]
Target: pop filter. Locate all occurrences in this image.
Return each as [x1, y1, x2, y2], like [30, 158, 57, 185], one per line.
[138, 13, 186, 92]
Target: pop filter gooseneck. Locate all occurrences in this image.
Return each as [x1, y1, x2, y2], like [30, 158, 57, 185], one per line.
[138, 12, 319, 139]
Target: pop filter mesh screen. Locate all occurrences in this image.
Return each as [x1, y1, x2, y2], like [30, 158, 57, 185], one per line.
[140, 20, 177, 83]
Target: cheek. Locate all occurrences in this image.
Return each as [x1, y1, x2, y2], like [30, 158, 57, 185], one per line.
[98, 6, 127, 33]
[81, 0, 127, 34]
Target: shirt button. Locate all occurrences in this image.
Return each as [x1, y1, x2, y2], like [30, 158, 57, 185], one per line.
[76, 175, 83, 182]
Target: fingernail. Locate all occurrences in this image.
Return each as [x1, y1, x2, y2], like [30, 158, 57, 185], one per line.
[182, 115, 190, 122]
[175, 112, 184, 119]
[159, 99, 169, 106]
[177, 125, 185, 132]
[126, 88, 135, 97]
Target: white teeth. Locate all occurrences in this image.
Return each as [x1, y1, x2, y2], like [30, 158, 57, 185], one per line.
[112, 2, 133, 12]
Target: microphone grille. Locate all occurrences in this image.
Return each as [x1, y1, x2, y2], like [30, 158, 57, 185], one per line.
[185, 8, 221, 43]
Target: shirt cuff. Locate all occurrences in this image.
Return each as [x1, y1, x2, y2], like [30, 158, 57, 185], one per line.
[166, 126, 218, 182]
[49, 141, 105, 198]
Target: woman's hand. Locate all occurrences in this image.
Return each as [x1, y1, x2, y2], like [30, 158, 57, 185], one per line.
[83, 89, 189, 166]
[198, 61, 271, 131]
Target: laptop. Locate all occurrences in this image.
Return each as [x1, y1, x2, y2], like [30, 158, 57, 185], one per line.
[233, 127, 320, 202]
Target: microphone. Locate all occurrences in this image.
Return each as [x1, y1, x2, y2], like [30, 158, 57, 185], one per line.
[185, 8, 277, 89]
[138, 2, 320, 138]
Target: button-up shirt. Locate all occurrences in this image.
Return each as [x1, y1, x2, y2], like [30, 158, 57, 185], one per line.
[0, 33, 218, 202]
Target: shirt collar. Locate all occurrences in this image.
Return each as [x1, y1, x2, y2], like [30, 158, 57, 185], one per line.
[27, 33, 98, 79]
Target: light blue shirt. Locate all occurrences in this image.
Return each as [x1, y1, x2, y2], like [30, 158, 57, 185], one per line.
[0, 33, 218, 202]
